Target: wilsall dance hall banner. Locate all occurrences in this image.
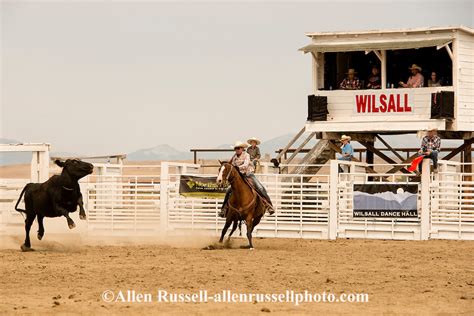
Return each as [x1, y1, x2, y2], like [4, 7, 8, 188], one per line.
[353, 184, 419, 218]
[179, 175, 228, 198]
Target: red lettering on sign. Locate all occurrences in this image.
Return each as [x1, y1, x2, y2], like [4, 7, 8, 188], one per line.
[404, 94, 412, 112]
[372, 94, 379, 113]
[380, 94, 387, 112]
[356, 93, 412, 114]
[356, 95, 368, 113]
[396, 94, 403, 112]
[388, 95, 396, 112]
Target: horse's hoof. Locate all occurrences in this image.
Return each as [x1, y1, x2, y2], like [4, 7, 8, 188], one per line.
[37, 233, 43, 240]
[79, 214, 86, 220]
[249, 247, 254, 251]
[20, 244, 34, 252]
[68, 223, 76, 229]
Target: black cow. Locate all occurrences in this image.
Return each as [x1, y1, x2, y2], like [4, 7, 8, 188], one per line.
[14, 159, 94, 251]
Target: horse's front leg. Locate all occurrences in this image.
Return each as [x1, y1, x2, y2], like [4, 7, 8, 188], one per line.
[245, 214, 254, 250]
[227, 219, 239, 240]
[77, 194, 86, 220]
[219, 218, 233, 243]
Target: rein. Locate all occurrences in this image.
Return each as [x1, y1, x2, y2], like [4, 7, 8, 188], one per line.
[62, 186, 74, 191]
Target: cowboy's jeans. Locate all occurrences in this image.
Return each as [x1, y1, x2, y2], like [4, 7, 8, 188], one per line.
[221, 187, 232, 210]
[247, 174, 273, 206]
[418, 150, 438, 172]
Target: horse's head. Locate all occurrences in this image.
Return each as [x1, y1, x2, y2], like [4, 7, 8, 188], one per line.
[216, 161, 234, 185]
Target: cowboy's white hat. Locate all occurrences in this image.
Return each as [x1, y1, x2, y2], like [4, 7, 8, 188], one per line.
[232, 140, 248, 149]
[247, 137, 261, 145]
[340, 135, 351, 141]
[427, 127, 438, 132]
[408, 64, 422, 71]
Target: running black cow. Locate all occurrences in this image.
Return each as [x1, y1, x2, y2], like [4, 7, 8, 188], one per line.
[14, 159, 94, 251]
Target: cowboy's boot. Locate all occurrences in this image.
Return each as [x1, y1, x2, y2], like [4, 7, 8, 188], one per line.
[266, 205, 275, 216]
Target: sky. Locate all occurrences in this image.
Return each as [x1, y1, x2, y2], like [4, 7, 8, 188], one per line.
[1, 0, 473, 155]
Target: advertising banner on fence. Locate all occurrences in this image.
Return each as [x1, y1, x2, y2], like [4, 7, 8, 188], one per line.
[179, 175, 228, 198]
[353, 184, 418, 218]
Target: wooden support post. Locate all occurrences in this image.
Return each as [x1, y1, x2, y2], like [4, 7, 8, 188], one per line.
[463, 140, 472, 181]
[443, 138, 474, 161]
[365, 141, 374, 165]
[359, 141, 412, 174]
[381, 50, 387, 88]
[376, 135, 405, 162]
[385, 153, 420, 175]
[311, 52, 319, 93]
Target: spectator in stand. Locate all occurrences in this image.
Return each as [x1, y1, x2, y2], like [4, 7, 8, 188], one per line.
[366, 65, 381, 89]
[337, 135, 353, 172]
[399, 64, 424, 88]
[340, 69, 361, 90]
[246, 137, 262, 170]
[428, 71, 442, 87]
[418, 128, 441, 172]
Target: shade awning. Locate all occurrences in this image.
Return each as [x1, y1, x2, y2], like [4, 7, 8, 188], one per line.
[299, 36, 453, 53]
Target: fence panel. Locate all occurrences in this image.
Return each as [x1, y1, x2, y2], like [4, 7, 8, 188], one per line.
[165, 172, 330, 239]
[430, 162, 474, 240]
[83, 172, 161, 234]
[0, 179, 30, 233]
[333, 161, 422, 240]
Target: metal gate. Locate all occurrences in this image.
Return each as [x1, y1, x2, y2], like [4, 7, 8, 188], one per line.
[161, 163, 330, 239]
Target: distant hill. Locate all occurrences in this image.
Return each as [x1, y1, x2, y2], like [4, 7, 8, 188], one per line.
[0, 139, 80, 165]
[0, 138, 31, 165]
[127, 144, 192, 161]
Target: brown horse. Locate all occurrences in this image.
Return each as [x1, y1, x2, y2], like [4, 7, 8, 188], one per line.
[216, 162, 265, 249]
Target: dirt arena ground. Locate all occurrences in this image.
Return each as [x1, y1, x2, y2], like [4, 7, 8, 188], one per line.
[0, 235, 472, 315]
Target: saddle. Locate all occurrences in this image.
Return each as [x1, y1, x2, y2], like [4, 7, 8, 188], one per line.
[237, 172, 272, 209]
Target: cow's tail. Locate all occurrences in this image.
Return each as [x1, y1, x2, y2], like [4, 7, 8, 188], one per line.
[14, 184, 29, 214]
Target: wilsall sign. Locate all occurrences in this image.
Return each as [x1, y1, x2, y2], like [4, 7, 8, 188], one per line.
[179, 175, 228, 198]
[354, 92, 413, 114]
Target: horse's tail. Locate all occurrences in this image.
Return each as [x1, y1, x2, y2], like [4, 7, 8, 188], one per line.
[14, 184, 29, 214]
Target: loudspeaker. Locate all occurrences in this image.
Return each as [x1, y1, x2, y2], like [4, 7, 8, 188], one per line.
[307, 95, 328, 121]
[431, 91, 454, 119]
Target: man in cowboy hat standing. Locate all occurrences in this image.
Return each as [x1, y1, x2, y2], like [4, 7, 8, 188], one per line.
[340, 68, 361, 90]
[399, 64, 424, 88]
[337, 135, 353, 172]
[247, 137, 261, 170]
[417, 128, 441, 172]
[218, 141, 274, 218]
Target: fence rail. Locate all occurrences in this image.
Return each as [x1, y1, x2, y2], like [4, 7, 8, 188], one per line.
[1, 160, 473, 240]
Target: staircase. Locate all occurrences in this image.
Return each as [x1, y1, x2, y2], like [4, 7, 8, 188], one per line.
[274, 127, 336, 181]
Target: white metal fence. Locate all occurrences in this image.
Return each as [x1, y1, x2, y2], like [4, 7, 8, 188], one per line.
[1, 160, 473, 240]
[430, 161, 474, 240]
[332, 161, 422, 240]
[164, 170, 330, 239]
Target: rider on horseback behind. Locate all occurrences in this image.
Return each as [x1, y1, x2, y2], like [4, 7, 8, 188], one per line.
[218, 140, 275, 218]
